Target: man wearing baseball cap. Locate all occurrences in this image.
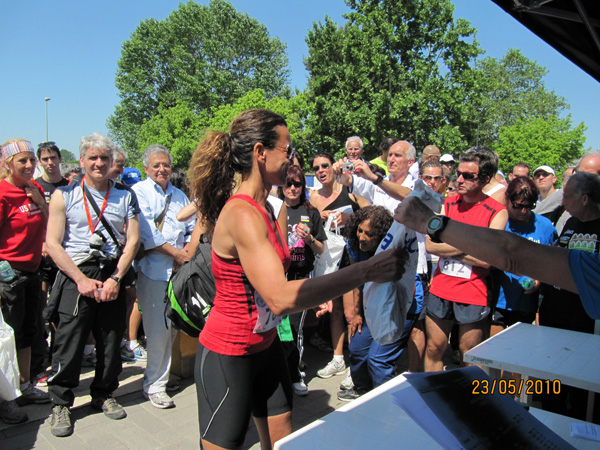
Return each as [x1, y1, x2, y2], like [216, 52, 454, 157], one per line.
[440, 154, 455, 174]
[532, 165, 563, 224]
[121, 168, 142, 186]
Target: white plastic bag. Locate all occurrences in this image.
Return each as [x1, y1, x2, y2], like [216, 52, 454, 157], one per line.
[313, 213, 346, 277]
[363, 180, 444, 344]
[0, 313, 21, 401]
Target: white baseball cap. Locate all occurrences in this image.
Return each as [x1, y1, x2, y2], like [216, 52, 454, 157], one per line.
[533, 165, 555, 176]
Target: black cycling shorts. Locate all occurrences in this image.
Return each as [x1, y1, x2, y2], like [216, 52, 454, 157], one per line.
[194, 338, 293, 449]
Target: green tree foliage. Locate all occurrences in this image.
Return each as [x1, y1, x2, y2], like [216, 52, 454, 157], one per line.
[495, 116, 586, 176]
[137, 90, 308, 171]
[473, 49, 569, 148]
[60, 149, 77, 163]
[107, 0, 291, 153]
[137, 101, 208, 169]
[304, 0, 481, 159]
[204, 89, 310, 169]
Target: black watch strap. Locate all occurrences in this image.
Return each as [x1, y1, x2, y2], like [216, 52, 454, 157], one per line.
[110, 275, 121, 283]
[427, 215, 450, 244]
[373, 174, 384, 185]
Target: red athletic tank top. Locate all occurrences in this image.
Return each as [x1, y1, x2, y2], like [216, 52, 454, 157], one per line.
[200, 194, 291, 355]
[430, 195, 505, 306]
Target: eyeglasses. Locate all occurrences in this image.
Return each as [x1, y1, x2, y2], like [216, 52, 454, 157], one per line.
[312, 163, 330, 172]
[347, 147, 362, 152]
[511, 202, 535, 210]
[456, 171, 479, 181]
[285, 181, 303, 188]
[422, 175, 443, 182]
[273, 143, 293, 157]
[533, 172, 551, 179]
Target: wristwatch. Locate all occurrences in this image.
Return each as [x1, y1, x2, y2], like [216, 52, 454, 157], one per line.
[308, 236, 316, 245]
[426, 215, 450, 244]
[373, 174, 384, 186]
[110, 275, 121, 284]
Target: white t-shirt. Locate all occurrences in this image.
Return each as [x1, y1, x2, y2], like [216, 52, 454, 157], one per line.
[351, 173, 415, 214]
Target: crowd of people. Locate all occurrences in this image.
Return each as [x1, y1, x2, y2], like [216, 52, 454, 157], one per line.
[1, 110, 599, 448]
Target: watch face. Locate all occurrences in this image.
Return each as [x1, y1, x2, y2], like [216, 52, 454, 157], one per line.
[429, 217, 442, 230]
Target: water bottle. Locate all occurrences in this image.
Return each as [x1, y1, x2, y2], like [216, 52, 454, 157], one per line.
[0, 260, 16, 283]
[519, 276, 535, 291]
[288, 230, 301, 247]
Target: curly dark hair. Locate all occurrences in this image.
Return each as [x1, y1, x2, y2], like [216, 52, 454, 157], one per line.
[343, 206, 393, 255]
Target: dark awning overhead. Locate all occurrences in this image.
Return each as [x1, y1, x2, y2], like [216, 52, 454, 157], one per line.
[491, 0, 600, 82]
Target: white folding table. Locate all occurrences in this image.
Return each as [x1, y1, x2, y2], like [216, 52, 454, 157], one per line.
[464, 322, 600, 420]
[274, 373, 600, 449]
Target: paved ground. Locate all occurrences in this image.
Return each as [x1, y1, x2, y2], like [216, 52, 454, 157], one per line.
[0, 332, 455, 450]
[0, 341, 388, 449]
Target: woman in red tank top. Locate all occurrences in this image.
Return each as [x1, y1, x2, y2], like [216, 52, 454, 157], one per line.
[188, 109, 408, 450]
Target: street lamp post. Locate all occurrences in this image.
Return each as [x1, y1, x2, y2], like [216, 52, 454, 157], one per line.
[44, 97, 51, 142]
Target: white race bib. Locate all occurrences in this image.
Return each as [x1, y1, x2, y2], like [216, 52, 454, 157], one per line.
[439, 257, 472, 279]
[253, 291, 282, 334]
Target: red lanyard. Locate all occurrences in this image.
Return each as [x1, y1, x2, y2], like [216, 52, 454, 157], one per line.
[81, 177, 111, 233]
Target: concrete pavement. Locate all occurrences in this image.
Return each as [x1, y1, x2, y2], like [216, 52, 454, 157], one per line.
[2, 337, 419, 450]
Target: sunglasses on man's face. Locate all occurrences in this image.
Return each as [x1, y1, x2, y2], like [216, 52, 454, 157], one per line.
[285, 181, 303, 188]
[456, 171, 479, 181]
[312, 163, 330, 172]
[511, 202, 535, 210]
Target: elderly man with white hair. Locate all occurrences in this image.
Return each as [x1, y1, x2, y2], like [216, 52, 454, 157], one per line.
[132, 145, 195, 409]
[336, 140, 417, 213]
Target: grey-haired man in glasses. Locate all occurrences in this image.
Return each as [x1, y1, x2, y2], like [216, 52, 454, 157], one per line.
[423, 147, 507, 373]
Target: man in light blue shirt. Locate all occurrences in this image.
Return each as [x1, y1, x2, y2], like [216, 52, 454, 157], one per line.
[132, 145, 195, 409]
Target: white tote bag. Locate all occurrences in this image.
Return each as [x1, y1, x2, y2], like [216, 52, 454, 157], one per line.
[313, 214, 346, 277]
[0, 313, 21, 401]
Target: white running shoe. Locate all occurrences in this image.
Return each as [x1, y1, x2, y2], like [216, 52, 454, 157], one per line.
[316, 359, 346, 379]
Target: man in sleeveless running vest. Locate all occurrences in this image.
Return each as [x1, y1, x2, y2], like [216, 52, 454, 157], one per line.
[45, 133, 140, 437]
[425, 147, 508, 372]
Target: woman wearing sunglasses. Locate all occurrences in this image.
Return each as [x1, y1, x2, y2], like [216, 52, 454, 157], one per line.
[491, 176, 557, 338]
[188, 110, 407, 450]
[276, 165, 326, 396]
[308, 153, 369, 382]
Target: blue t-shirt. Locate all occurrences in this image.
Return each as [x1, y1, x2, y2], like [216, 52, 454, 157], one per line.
[569, 250, 600, 320]
[496, 213, 557, 312]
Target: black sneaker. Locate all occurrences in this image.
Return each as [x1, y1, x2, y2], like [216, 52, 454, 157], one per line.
[50, 405, 73, 437]
[0, 400, 28, 424]
[337, 388, 364, 402]
[91, 396, 127, 420]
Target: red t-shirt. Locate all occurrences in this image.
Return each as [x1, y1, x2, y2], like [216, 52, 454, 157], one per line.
[0, 179, 46, 272]
[429, 194, 505, 306]
[200, 195, 291, 355]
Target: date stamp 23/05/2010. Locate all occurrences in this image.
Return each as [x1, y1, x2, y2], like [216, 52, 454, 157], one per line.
[472, 379, 561, 396]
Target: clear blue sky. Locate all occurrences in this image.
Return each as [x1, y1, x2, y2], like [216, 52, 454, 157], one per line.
[2, 0, 599, 157]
